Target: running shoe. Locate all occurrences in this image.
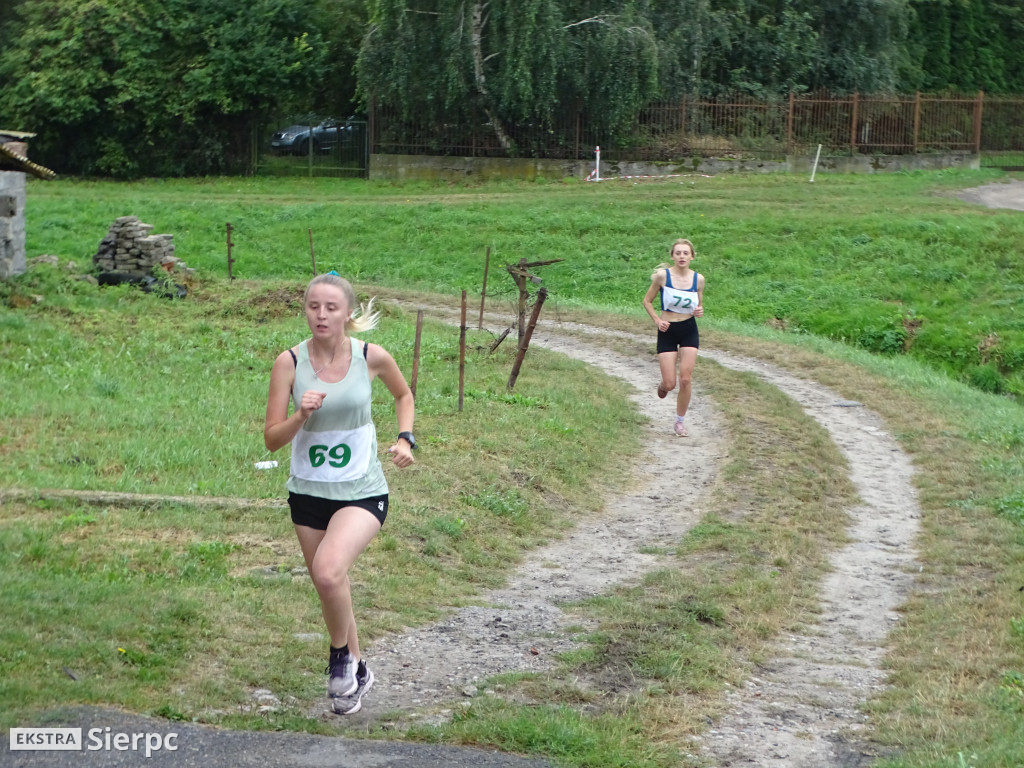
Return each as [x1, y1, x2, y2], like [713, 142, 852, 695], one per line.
[326, 647, 357, 698]
[332, 660, 375, 715]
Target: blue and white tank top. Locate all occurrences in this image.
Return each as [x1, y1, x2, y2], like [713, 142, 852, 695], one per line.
[286, 338, 388, 500]
[660, 269, 700, 315]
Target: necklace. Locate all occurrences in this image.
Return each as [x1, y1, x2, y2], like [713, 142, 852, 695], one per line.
[309, 343, 335, 379]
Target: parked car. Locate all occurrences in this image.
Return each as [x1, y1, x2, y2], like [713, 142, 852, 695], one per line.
[270, 117, 363, 155]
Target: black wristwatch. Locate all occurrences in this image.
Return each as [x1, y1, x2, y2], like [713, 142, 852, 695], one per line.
[397, 431, 417, 450]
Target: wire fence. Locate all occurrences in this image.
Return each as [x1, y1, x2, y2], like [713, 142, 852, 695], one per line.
[252, 92, 1024, 176]
[252, 116, 369, 178]
[370, 91, 1019, 162]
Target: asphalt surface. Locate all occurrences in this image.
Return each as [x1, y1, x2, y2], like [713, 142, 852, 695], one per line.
[2, 707, 554, 768]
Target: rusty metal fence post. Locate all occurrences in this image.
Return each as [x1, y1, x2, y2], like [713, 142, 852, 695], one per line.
[974, 91, 985, 155]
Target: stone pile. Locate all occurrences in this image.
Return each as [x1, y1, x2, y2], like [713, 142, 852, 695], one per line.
[92, 216, 179, 277]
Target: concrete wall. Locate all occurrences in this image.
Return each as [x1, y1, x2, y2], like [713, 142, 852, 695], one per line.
[370, 151, 979, 183]
[369, 153, 590, 182]
[0, 171, 27, 279]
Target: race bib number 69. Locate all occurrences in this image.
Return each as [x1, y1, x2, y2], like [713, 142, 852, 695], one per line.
[309, 443, 351, 468]
[291, 425, 372, 482]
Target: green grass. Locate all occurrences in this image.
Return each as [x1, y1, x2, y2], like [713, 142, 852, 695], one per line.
[0, 268, 644, 731]
[22, 169, 1024, 396]
[2, 172, 1023, 766]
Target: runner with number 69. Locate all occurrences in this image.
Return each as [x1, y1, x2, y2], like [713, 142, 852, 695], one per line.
[264, 272, 416, 715]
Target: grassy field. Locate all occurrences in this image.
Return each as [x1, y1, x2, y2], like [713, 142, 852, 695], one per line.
[1, 171, 1022, 767]
[22, 170, 1024, 397]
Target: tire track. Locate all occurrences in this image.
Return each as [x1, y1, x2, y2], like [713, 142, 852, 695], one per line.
[340, 307, 921, 768]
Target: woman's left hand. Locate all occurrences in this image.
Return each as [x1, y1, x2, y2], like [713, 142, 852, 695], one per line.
[387, 442, 415, 468]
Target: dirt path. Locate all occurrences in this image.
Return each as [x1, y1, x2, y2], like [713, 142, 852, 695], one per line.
[956, 178, 1024, 211]
[688, 350, 919, 767]
[328, 311, 922, 767]
[330, 325, 727, 726]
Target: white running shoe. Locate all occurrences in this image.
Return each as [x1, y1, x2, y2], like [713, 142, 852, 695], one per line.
[332, 661, 374, 715]
[326, 648, 357, 698]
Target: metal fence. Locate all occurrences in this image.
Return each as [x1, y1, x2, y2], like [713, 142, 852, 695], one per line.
[251, 92, 1024, 176]
[252, 116, 369, 178]
[368, 103, 600, 161]
[369, 91, 1024, 164]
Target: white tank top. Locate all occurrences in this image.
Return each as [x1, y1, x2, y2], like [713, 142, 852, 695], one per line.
[660, 269, 700, 315]
[286, 338, 388, 500]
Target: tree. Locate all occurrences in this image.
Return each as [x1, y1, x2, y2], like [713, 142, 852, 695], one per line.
[905, 0, 1024, 93]
[559, 1, 659, 138]
[806, 0, 911, 93]
[358, 0, 658, 150]
[0, 0, 331, 176]
[648, 0, 911, 98]
[305, 0, 370, 117]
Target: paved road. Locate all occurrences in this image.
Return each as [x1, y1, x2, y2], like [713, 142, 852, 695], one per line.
[2, 707, 553, 768]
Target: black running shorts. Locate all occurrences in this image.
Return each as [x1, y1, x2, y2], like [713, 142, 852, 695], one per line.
[288, 492, 388, 530]
[656, 316, 699, 353]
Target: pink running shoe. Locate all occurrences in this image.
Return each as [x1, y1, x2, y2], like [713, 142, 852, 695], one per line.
[673, 420, 688, 437]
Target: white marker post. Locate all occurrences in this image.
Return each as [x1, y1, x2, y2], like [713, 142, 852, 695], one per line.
[809, 143, 822, 183]
[595, 145, 601, 181]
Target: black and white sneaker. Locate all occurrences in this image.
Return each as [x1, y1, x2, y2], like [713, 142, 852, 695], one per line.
[332, 660, 374, 715]
[326, 647, 357, 698]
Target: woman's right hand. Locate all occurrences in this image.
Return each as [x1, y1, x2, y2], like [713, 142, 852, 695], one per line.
[298, 390, 327, 420]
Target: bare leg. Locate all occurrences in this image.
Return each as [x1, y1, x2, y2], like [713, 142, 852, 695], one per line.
[658, 350, 678, 394]
[675, 347, 698, 419]
[294, 507, 381, 659]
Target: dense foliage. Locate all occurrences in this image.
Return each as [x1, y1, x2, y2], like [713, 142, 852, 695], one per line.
[1, 0, 1022, 176]
[0, 0, 350, 177]
[905, 0, 1024, 93]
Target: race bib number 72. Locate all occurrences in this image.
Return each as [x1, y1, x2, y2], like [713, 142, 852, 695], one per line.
[663, 286, 698, 312]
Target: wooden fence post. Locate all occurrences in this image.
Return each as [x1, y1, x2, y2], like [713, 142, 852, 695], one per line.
[308, 229, 316, 276]
[226, 223, 235, 280]
[507, 287, 548, 391]
[411, 310, 423, 398]
[512, 258, 528, 346]
[478, 246, 490, 330]
[459, 290, 467, 412]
